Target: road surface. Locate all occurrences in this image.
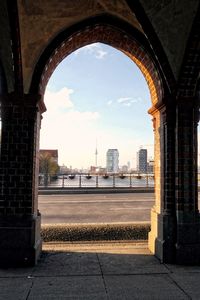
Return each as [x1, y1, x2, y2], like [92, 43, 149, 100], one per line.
[38, 193, 155, 224]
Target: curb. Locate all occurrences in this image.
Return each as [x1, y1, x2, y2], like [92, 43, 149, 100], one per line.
[39, 187, 154, 195]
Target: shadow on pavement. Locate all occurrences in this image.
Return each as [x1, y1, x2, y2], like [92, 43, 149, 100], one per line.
[0, 242, 200, 299]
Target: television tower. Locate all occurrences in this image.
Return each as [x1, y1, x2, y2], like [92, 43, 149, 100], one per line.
[95, 140, 98, 167]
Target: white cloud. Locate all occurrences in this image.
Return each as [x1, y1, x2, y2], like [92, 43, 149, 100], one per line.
[132, 97, 142, 103]
[123, 102, 131, 107]
[40, 87, 101, 168]
[107, 100, 113, 106]
[117, 96, 143, 107]
[75, 43, 108, 60]
[95, 49, 107, 59]
[43, 87, 100, 123]
[63, 111, 100, 122]
[117, 97, 132, 103]
[44, 87, 74, 113]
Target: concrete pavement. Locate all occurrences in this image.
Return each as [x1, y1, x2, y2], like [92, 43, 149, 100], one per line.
[39, 193, 154, 224]
[1, 241, 200, 299]
[38, 192, 200, 224]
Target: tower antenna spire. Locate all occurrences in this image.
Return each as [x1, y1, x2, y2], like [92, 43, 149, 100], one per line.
[95, 139, 98, 168]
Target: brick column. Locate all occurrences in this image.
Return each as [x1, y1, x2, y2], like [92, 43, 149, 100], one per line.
[0, 93, 45, 266]
[175, 98, 200, 264]
[148, 103, 177, 263]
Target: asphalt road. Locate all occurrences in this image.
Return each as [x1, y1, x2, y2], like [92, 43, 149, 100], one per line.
[38, 193, 155, 224]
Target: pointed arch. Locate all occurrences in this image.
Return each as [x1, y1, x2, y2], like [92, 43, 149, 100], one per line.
[30, 15, 167, 107]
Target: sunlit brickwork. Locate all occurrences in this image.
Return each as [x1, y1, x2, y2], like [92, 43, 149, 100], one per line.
[38, 24, 163, 106]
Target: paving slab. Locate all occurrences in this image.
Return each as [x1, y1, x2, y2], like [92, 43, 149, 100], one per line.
[98, 251, 168, 275]
[104, 274, 188, 300]
[0, 278, 32, 300]
[32, 251, 101, 276]
[170, 273, 200, 300]
[28, 276, 107, 300]
[0, 242, 200, 300]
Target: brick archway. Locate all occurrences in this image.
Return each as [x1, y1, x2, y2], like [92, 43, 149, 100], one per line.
[30, 18, 177, 263]
[0, 4, 200, 268]
[30, 21, 164, 107]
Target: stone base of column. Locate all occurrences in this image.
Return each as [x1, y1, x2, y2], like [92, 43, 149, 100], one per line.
[149, 208, 176, 263]
[175, 242, 200, 265]
[175, 216, 200, 265]
[0, 213, 42, 267]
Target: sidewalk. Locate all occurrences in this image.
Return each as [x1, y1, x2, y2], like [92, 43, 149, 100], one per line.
[1, 241, 200, 299]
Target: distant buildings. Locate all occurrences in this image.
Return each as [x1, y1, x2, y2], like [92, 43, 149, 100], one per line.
[90, 166, 106, 174]
[137, 148, 147, 173]
[106, 149, 119, 173]
[38, 148, 154, 174]
[60, 164, 70, 174]
[120, 165, 129, 173]
[90, 166, 97, 173]
[147, 159, 154, 173]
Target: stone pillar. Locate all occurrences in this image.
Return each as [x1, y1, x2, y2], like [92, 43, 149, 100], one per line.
[0, 93, 45, 266]
[148, 103, 177, 263]
[175, 98, 200, 264]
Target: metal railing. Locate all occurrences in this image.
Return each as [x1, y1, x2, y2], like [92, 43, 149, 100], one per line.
[39, 173, 155, 189]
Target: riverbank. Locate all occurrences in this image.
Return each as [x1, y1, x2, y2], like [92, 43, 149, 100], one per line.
[39, 186, 154, 195]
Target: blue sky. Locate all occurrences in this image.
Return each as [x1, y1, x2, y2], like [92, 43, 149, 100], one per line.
[40, 43, 154, 169]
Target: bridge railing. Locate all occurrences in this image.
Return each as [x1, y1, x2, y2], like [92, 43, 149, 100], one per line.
[38, 173, 155, 189]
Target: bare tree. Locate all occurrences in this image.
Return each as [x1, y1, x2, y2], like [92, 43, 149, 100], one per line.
[39, 152, 59, 186]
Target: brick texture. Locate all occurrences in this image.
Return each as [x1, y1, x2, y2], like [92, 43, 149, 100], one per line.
[0, 94, 41, 217]
[38, 24, 163, 105]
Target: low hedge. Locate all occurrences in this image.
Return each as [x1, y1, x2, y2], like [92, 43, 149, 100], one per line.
[41, 223, 150, 242]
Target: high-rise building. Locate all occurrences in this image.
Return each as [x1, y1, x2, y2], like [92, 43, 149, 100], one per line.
[137, 148, 147, 173]
[106, 149, 119, 173]
[147, 159, 154, 173]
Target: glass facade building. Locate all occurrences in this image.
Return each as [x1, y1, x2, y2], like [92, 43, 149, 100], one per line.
[137, 148, 147, 173]
[106, 149, 119, 173]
